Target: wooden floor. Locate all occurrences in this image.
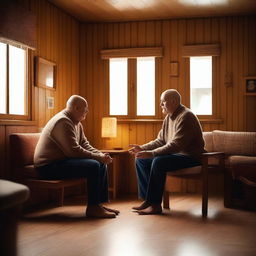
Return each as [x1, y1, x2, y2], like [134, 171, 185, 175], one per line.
[18, 194, 256, 256]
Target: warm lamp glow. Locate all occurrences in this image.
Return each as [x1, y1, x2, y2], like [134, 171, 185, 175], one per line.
[101, 117, 117, 138]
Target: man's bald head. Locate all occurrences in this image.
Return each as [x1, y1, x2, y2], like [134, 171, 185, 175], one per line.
[160, 89, 182, 115]
[66, 95, 88, 123]
[161, 89, 181, 104]
[66, 95, 87, 110]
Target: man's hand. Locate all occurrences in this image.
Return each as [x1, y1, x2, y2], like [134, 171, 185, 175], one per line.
[95, 153, 113, 164]
[128, 144, 143, 155]
[135, 151, 154, 159]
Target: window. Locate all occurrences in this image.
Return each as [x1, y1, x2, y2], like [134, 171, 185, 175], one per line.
[137, 57, 155, 116]
[109, 57, 155, 117]
[109, 58, 128, 115]
[190, 56, 212, 115]
[0, 41, 28, 119]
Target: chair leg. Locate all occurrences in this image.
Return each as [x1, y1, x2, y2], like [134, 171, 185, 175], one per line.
[163, 191, 170, 209]
[202, 166, 208, 217]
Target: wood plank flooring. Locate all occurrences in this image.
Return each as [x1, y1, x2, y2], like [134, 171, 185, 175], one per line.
[18, 195, 256, 256]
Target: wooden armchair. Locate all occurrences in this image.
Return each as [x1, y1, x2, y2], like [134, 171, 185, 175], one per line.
[163, 152, 225, 217]
[9, 133, 84, 206]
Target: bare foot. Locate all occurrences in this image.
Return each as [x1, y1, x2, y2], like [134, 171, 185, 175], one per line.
[86, 205, 116, 218]
[102, 205, 120, 215]
[132, 201, 150, 211]
[137, 204, 162, 215]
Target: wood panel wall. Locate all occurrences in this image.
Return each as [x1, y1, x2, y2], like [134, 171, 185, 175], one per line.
[0, 0, 80, 183]
[80, 16, 256, 194]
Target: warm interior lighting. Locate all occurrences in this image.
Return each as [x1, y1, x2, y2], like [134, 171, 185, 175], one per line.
[107, 0, 157, 10]
[101, 117, 117, 138]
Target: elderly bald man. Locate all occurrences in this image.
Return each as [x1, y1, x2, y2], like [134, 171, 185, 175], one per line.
[129, 89, 205, 215]
[34, 95, 119, 218]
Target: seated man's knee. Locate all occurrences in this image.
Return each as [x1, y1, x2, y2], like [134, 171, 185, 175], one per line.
[152, 156, 166, 171]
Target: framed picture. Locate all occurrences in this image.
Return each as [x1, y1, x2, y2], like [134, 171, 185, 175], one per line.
[35, 57, 56, 90]
[46, 96, 54, 109]
[170, 62, 179, 77]
[245, 77, 256, 93]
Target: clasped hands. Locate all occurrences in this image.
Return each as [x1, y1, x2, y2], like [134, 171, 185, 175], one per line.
[128, 144, 154, 159]
[95, 153, 113, 164]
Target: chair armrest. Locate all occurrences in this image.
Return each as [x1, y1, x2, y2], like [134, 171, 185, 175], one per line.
[201, 152, 225, 171]
[202, 152, 225, 158]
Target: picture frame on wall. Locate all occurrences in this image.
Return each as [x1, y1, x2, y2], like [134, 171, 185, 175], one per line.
[170, 62, 179, 77]
[46, 96, 54, 109]
[35, 57, 56, 90]
[245, 77, 256, 94]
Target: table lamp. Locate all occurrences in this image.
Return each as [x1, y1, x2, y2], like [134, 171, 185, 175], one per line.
[102, 117, 117, 137]
[101, 117, 122, 150]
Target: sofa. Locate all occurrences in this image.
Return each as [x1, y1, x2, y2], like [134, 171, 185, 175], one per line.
[0, 179, 29, 256]
[204, 130, 256, 210]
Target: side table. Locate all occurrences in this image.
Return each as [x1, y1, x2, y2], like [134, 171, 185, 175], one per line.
[101, 149, 128, 199]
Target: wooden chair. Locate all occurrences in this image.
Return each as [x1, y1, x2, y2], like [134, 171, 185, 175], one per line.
[9, 133, 84, 206]
[163, 152, 225, 217]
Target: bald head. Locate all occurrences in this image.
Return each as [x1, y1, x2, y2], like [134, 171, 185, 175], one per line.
[160, 89, 181, 115]
[66, 95, 87, 110]
[66, 95, 88, 123]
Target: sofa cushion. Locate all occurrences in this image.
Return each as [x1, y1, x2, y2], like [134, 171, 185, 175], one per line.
[10, 133, 40, 167]
[213, 130, 256, 156]
[0, 179, 29, 211]
[229, 155, 256, 182]
[203, 132, 214, 152]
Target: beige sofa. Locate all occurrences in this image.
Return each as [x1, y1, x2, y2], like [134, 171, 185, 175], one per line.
[204, 130, 256, 210]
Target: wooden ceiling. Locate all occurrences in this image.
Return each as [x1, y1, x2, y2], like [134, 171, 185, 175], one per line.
[48, 0, 256, 22]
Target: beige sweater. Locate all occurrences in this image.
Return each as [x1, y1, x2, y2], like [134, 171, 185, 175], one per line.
[141, 105, 205, 161]
[34, 110, 101, 167]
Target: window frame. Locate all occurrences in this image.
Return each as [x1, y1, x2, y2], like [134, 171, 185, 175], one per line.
[106, 57, 158, 119]
[0, 40, 30, 121]
[101, 47, 163, 120]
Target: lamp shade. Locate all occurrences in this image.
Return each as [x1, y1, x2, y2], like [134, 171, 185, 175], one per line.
[101, 117, 117, 138]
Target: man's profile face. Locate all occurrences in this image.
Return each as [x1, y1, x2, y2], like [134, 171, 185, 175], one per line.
[76, 101, 89, 122]
[160, 93, 173, 114]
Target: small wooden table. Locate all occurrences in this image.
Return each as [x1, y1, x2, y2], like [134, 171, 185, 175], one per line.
[101, 149, 128, 199]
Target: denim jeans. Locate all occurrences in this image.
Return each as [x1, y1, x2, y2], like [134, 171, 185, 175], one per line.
[135, 154, 200, 204]
[37, 158, 109, 205]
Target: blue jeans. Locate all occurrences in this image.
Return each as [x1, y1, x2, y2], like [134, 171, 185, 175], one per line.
[135, 154, 200, 204]
[37, 158, 109, 205]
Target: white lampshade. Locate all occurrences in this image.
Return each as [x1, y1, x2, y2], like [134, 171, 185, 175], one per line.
[101, 117, 117, 138]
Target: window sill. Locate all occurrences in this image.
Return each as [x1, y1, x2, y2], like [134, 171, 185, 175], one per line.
[199, 118, 223, 124]
[118, 119, 163, 123]
[117, 118, 223, 124]
[0, 119, 38, 126]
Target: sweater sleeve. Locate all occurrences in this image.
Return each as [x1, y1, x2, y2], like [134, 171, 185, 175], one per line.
[140, 129, 165, 150]
[140, 117, 167, 150]
[79, 123, 101, 154]
[50, 119, 100, 158]
[152, 112, 196, 156]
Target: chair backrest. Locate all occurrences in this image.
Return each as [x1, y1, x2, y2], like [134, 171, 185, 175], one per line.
[9, 133, 40, 168]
